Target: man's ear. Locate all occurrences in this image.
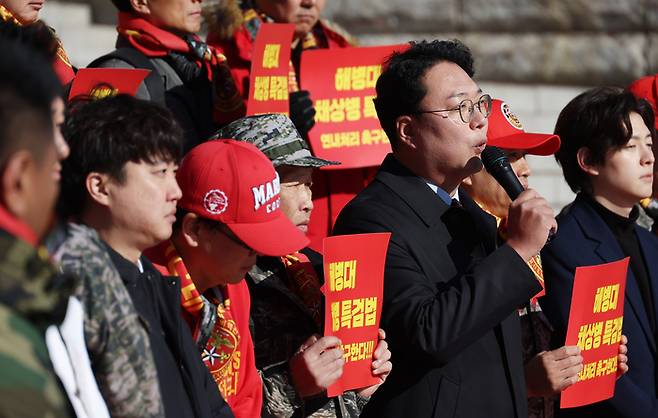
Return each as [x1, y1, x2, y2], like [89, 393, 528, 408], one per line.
[129, 0, 150, 15]
[86, 172, 112, 208]
[396, 115, 417, 150]
[576, 147, 599, 176]
[181, 212, 202, 248]
[1, 150, 35, 220]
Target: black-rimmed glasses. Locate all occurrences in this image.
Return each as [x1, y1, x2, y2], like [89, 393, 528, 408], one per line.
[414, 94, 492, 124]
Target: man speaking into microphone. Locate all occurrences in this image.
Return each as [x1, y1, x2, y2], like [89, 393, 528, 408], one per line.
[333, 40, 557, 418]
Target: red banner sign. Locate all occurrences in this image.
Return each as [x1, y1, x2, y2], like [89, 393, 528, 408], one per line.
[300, 44, 405, 169]
[68, 68, 149, 101]
[560, 257, 629, 408]
[246, 23, 295, 116]
[322, 232, 391, 397]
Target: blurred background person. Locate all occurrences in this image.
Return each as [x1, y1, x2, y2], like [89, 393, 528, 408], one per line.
[0, 39, 72, 418]
[91, 0, 244, 152]
[542, 87, 655, 418]
[0, 0, 74, 84]
[206, 0, 374, 253]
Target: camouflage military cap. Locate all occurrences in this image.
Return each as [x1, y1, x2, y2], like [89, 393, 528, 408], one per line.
[211, 114, 340, 168]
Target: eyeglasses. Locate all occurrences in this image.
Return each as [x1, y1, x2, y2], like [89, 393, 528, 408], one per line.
[414, 94, 492, 124]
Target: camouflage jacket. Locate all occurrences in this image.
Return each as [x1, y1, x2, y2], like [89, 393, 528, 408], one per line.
[0, 228, 72, 418]
[248, 254, 368, 418]
[51, 223, 164, 418]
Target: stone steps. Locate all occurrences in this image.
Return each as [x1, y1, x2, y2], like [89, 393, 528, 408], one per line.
[40, 1, 116, 68]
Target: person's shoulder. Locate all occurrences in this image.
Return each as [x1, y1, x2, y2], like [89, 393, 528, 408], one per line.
[0, 303, 43, 355]
[55, 223, 111, 270]
[54, 223, 129, 300]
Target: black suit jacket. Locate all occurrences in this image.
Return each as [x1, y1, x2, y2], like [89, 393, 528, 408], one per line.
[541, 194, 658, 418]
[333, 154, 541, 418]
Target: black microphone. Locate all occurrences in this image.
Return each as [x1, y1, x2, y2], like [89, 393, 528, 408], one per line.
[481, 146, 525, 200]
[481, 145, 555, 242]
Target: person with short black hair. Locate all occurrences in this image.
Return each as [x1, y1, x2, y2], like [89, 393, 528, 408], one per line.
[53, 94, 234, 418]
[0, 38, 72, 418]
[333, 39, 558, 418]
[541, 87, 658, 418]
[374, 39, 474, 151]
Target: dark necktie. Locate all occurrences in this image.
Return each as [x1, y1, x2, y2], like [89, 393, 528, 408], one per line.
[442, 196, 485, 271]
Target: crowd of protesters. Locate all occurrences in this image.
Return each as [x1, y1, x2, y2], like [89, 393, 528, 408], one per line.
[1, 0, 657, 417]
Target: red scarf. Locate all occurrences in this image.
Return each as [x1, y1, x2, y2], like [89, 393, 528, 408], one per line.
[0, 204, 38, 247]
[117, 12, 244, 117]
[153, 242, 262, 418]
[117, 12, 219, 81]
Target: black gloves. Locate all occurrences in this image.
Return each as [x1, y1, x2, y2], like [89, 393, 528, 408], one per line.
[166, 51, 203, 83]
[289, 90, 316, 138]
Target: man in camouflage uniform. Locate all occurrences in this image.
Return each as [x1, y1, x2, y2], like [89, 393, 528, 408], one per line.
[0, 39, 72, 417]
[213, 114, 392, 418]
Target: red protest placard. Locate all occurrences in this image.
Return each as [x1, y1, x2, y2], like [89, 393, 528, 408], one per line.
[300, 44, 406, 169]
[560, 257, 629, 408]
[246, 23, 295, 116]
[322, 232, 391, 397]
[68, 68, 149, 101]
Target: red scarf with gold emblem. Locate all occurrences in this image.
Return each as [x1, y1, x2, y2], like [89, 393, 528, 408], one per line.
[158, 242, 262, 418]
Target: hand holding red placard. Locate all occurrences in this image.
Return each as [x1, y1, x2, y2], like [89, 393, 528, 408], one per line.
[322, 232, 391, 397]
[246, 23, 295, 116]
[560, 257, 629, 408]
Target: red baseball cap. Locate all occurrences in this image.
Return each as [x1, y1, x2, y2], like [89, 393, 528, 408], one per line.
[176, 139, 309, 256]
[628, 74, 658, 129]
[487, 99, 560, 155]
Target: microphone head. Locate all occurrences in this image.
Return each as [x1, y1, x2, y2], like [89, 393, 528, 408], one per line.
[481, 145, 510, 173]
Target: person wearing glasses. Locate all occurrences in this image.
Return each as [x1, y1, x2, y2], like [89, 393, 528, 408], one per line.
[145, 139, 309, 418]
[332, 39, 558, 418]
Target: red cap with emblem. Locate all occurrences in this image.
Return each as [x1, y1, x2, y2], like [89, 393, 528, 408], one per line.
[628, 74, 658, 129]
[486, 99, 561, 156]
[176, 139, 309, 256]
